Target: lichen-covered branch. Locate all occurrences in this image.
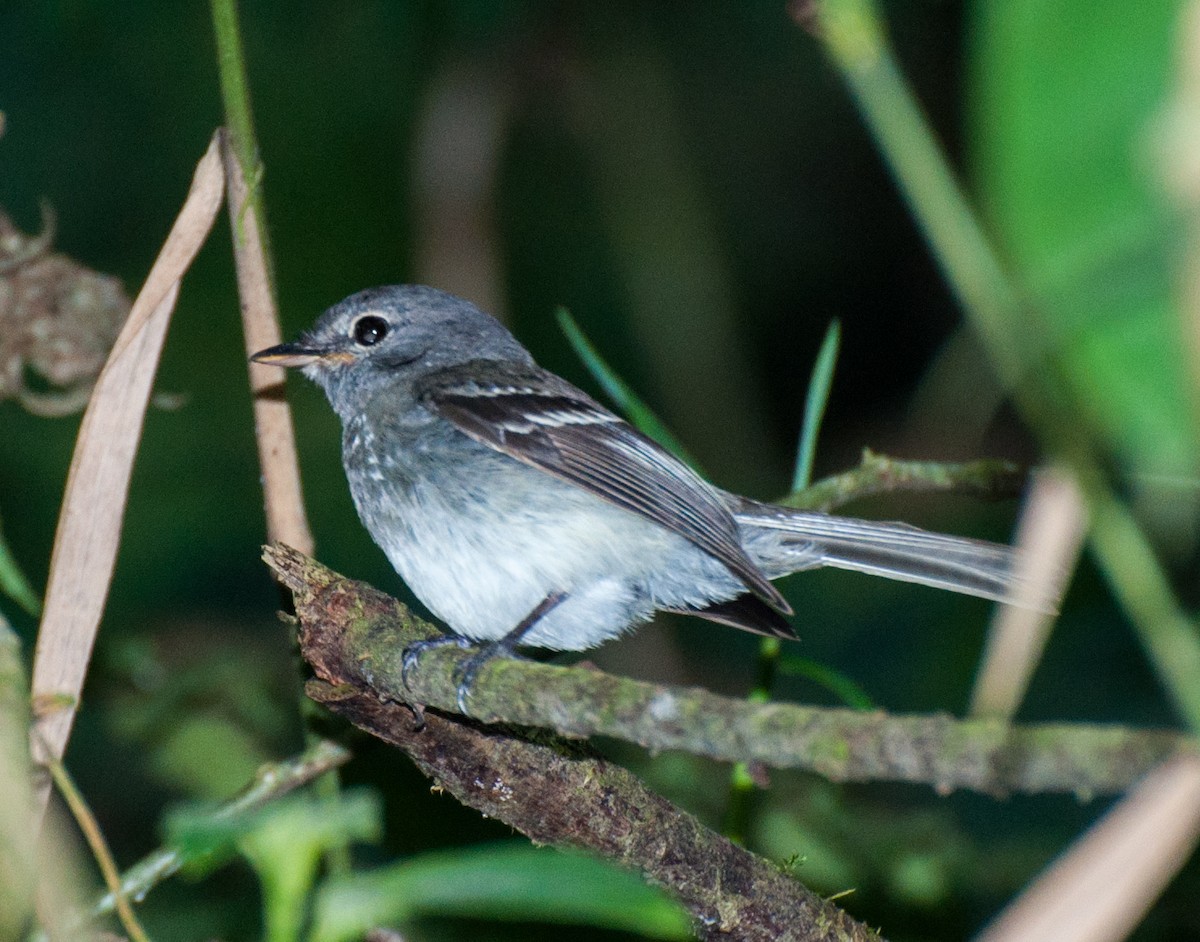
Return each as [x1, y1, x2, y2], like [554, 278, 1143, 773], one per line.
[305, 681, 878, 941]
[281, 553, 878, 941]
[265, 543, 1193, 801]
[781, 450, 1025, 512]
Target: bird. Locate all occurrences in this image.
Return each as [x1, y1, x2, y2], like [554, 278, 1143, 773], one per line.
[253, 285, 1033, 706]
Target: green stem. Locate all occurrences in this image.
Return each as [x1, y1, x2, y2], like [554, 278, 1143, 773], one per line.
[209, 0, 273, 268]
[210, 0, 259, 188]
[726, 319, 841, 841]
[90, 740, 351, 919]
[209, 0, 347, 876]
[1085, 483, 1200, 728]
[0, 615, 35, 938]
[47, 756, 152, 942]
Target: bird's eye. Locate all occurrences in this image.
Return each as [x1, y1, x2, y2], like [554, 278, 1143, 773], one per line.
[352, 315, 389, 347]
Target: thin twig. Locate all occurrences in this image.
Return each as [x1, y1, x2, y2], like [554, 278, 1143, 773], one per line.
[45, 754, 151, 942]
[780, 449, 1025, 511]
[90, 739, 351, 919]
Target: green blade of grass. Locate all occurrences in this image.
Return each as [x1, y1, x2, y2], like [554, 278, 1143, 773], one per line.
[791, 319, 841, 494]
[0, 511, 40, 617]
[779, 656, 876, 711]
[556, 307, 702, 471]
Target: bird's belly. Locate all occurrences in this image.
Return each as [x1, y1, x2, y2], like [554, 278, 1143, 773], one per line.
[348, 452, 744, 650]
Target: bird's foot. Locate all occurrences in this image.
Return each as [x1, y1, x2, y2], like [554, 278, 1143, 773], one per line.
[400, 633, 523, 714]
[452, 640, 526, 713]
[401, 633, 472, 691]
[403, 593, 565, 713]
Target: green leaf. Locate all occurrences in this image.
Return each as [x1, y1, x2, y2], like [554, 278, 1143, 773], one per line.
[168, 789, 381, 942]
[778, 656, 875, 711]
[792, 319, 841, 493]
[310, 842, 692, 942]
[967, 0, 1197, 477]
[150, 714, 272, 801]
[167, 789, 380, 870]
[556, 306, 702, 470]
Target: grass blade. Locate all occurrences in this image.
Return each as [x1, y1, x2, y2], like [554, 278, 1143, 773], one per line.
[556, 307, 701, 470]
[0, 511, 40, 616]
[792, 319, 841, 493]
[779, 656, 875, 712]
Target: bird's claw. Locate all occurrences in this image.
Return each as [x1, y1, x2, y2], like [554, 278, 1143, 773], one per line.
[401, 634, 472, 691]
[451, 647, 500, 713]
[402, 634, 524, 715]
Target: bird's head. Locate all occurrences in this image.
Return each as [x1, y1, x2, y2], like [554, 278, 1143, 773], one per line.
[251, 285, 531, 420]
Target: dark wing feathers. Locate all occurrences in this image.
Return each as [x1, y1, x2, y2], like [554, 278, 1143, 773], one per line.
[665, 595, 798, 639]
[418, 360, 790, 615]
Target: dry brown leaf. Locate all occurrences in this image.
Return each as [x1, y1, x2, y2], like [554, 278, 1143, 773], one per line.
[975, 754, 1200, 942]
[0, 204, 131, 417]
[29, 134, 226, 818]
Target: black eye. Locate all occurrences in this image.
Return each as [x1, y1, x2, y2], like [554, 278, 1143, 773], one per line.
[352, 315, 389, 347]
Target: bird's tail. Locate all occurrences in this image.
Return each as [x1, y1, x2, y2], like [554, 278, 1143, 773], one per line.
[734, 501, 1055, 611]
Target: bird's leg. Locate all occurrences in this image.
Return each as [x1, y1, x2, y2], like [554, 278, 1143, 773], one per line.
[452, 591, 567, 712]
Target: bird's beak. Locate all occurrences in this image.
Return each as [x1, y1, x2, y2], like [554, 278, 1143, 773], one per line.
[251, 341, 352, 368]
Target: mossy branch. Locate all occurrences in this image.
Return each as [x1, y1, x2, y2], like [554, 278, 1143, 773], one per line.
[780, 450, 1025, 512]
[266, 543, 1192, 802]
[273, 548, 878, 941]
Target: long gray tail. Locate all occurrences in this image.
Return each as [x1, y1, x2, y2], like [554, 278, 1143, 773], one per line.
[733, 500, 1050, 610]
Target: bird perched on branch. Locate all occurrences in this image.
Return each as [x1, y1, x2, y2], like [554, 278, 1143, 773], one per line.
[254, 286, 1037, 706]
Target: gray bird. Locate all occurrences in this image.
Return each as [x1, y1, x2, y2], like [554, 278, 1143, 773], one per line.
[253, 286, 1031, 704]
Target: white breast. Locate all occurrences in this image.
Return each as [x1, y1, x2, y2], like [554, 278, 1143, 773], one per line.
[345, 418, 748, 649]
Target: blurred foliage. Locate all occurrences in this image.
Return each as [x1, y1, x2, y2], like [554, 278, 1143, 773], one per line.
[310, 843, 691, 942]
[968, 0, 1199, 542]
[1, 0, 1198, 940]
